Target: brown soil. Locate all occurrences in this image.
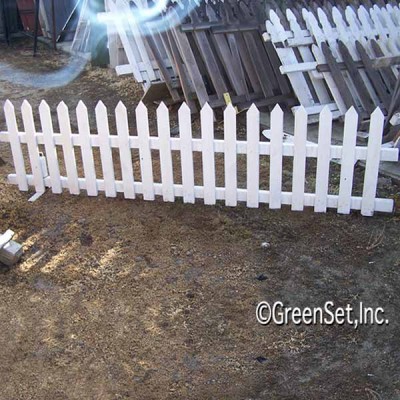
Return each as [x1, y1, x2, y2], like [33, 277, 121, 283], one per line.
[1, 39, 400, 400]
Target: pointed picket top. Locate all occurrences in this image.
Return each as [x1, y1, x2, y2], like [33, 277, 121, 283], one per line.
[269, 10, 281, 26]
[357, 5, 373, 28]
[286, 9, 301, 34]
[57, 101, 69, 114]
[116, 100, 126, 111]
[136, 100, 147, 115]
[39, 99, 50, 113]
[156, 101, 169, 115]
[178, 102, 191, 118]
[345, 106, 358, 120]
[95, 100, 107, 113]
[200, 102, 213, 115]
[224, 102, 236, 116]
[4, 99, 15, 113]
[76, 100, 88, 113]
[332, 6, 346, 26]
[247, 103, 259, 117]
[370, 107, 385, 128]
[320, 105, 333, 120]
[345, 5, 358, 21]
[21, 99, 32, 113]
[271, 103, 283, 118]
[294, 105, 308, 120]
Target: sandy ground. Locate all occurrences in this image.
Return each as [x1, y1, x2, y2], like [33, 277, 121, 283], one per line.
[0, 39, 400, 400]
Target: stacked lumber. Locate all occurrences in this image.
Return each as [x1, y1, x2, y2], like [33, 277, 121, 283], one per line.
[103, 0, 295, 111]
[265, 1, 400, 125]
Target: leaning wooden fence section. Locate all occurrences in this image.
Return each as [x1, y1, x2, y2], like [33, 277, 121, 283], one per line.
[0, 100, 398, 216]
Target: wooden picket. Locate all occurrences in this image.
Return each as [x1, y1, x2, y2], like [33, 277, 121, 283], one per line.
[265, 2, 400, 122]
[0, 100, 398, 216]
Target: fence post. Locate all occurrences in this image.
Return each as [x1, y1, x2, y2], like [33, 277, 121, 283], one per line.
[21, 100, 46, 195]
[269, 104, 284, 209]
[361, 108, 385, 217]
[201, 103, 216, 205]
[157, 102, 175, 202]
[4, 100, 28, 191]
[179, 103, 195, 204]
[246, 104, 260, 208]
[96, 101, 116, 198]
[224, 104, 237, 207]
[115, 101, 135, 199]
[39, 100, 62, 194]
[292, 106, 308, 211]
[314, 106, 332, 213]
[136, 101, 155, 201]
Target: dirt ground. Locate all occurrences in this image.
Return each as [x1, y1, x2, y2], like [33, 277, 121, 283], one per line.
[1, 39, 400, 400]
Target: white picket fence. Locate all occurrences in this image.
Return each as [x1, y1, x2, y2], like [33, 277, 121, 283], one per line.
[265, 3, 400, 120]
[0, 100, 398, 216]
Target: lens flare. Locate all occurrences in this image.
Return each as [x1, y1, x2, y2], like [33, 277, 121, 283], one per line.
[1, 0, 198, 90]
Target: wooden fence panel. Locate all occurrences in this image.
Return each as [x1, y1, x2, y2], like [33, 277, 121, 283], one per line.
[0, 100, 398, 217]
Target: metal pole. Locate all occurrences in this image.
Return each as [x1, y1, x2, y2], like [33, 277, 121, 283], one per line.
[1, 0, 10, 46]
[33, 0, 40, 55]
[51, 0, 57, 50]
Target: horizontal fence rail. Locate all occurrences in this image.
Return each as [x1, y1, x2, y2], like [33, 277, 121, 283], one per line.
[0, 100, 398, 216]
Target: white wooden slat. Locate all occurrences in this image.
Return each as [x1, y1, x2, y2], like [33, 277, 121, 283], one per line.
[95, 101, 116, 198]
[136, 101, 154, 201]
[201, 103, 216, 205]
[9, 172, 395, 214]
[157, 103, 174, 202]
[21, 100, 45, 194]
[267, 11, 316, 107]
[116, 101, 135, 200]
[291, 106, 308, 211]
[314, 107, 333, 213]
[246, 104, 260, 208]
[107, 0, 144, 82]
[338, 107, 358, 214]
[311, 44, 348, 116]
[333, 8, 382, 107]
[269, 105, 284, 209]
[39, 100, 62, 194]
[179, 103, 195, 204]
[57, 102, 80, 195]
[77, 101, 98, 197]
[224, 104, 237, 207]
[4, 100, 28, 191]
[361, 108, 385, 217]
[287, 9, 331, 105]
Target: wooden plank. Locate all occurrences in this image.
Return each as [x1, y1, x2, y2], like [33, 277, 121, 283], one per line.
[157, 103, 174, 202]
[338, 107, 358, 214]
[57, 102, 80, 195]
[224, 104, 237, 207]
[116, 101, 135, 200]
[179, 103, 195, 204]
[201, 103, 216, 205]
[269, 105, 283, 209]
[314, 107, 332, 213]
[361, 108, 385, 216]
[77, 101, 98, 196]
[321, 42, 358, 111]
[4, 101, 28, 191]
[39, 100, 62, 194]
[136, 102, 154, 201]
[338, 41, 376, 113]
[21, 101, 45, 194]
[356, 41, 392, 111]
[169, 8, 209, 107]
[246, 104, 260, 208]
[291, 107, 308, 211]
[95, 101, 116, 198]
